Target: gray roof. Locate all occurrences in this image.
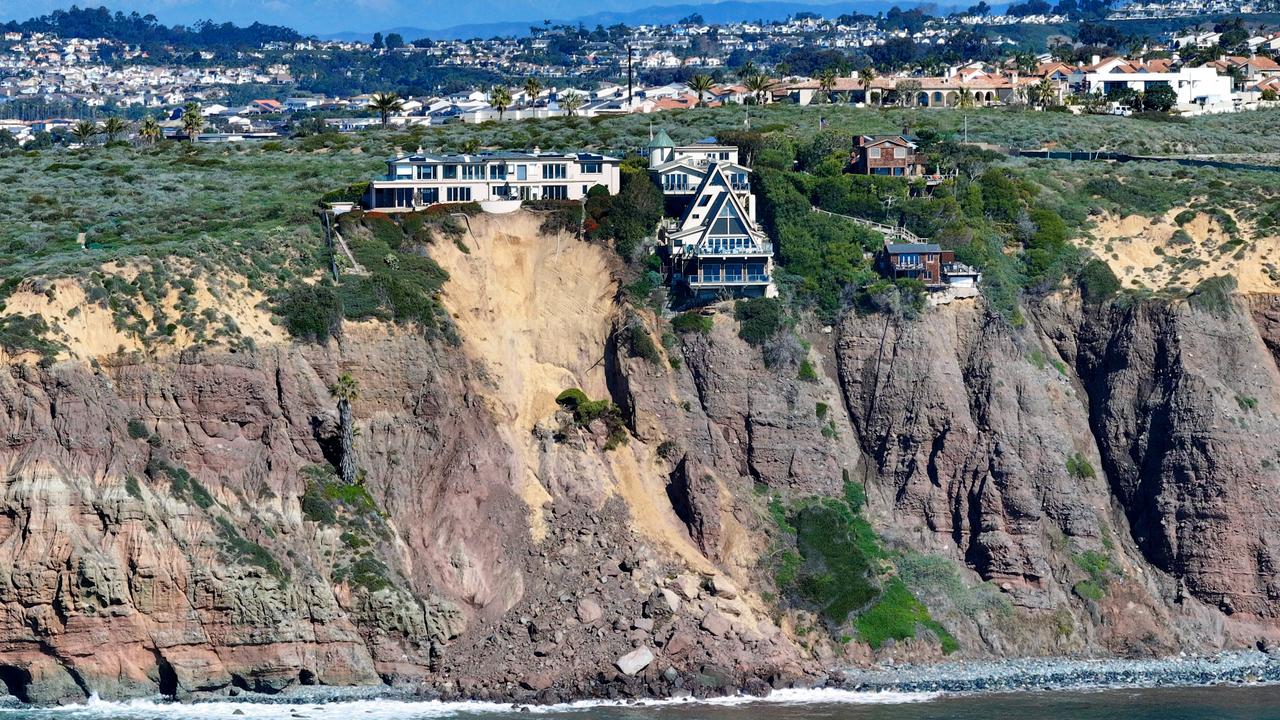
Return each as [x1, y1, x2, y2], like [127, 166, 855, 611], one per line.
[646, 127, 674, 149]
[390, 150, 618, 163]
[887, 243, 941, 253]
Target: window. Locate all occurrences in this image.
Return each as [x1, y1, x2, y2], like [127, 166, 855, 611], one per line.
[443, 164, 458, 179]
[447, 187, 471, 202]
[461, 164, 484, 180]
[393, 164, 413, 178]
[581, 162, 602, 173]
[489, 164, 507, 180]
[701, 263, 722, 281]
[542, 163, 567, 179]
[710, 204, 747, 236]
[516, 165, 527, 181]
[421, 188, 439, 204]
[698, 194, 712, 207]
[894, 147, 907, 159]
[542, 185, 568, 200]
[664, 173, 688, 191]
[416, 165, 436, 180]
[868, 147, 880, 159]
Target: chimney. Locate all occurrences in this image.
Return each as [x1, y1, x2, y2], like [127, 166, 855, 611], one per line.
[1091, 54, 1101, 66]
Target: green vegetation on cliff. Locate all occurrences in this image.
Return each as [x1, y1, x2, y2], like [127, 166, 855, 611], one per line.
[766, 482, 958, 653]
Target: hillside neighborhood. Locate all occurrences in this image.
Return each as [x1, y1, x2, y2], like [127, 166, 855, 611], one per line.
[1, 5, 1280, 145]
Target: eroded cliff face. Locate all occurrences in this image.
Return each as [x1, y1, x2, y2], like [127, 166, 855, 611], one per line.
[2, 213, 1280, 704]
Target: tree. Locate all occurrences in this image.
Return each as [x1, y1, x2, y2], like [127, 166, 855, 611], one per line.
[817, 68, 837, 103]
[744, 73, 774, 105]
[523, 76, 542, 105]
[71, 119, 99, 145]
[369, 92, 403, 127]
[1264, 88, 1279, 102]
[101, 116, 129, 143]
[371, 32, 384, 50]
[330, 373, 359, 485]
[686, 73, 714, 107]
[490, 85, 512, 120]
[1032, 77, 1059, 108]
[736, 60, 757, 81]
[1141, 83, 1177, 112]
[181, 102, 203, 141]
[560, 89, 584, 116]
[384, 32, 404, 50]
[897, 79, 922, 107]
[1013, 50, 1038, 76]
[138, 115, 163, 144]
[858, 66, 877, 104]
[956, 86, 976, 108]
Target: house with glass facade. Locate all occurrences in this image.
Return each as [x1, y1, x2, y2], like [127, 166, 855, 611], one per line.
[646, 129, 754, 218]
[663, 163, 776, 298]
[364, 149, 621, 211]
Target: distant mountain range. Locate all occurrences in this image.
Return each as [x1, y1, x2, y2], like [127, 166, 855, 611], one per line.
[317, 0, 982, 42]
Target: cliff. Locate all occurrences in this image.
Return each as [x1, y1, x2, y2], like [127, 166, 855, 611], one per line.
[1, 211, 1278, 704]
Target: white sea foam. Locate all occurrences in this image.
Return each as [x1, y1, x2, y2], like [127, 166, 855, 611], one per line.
[0, 688, 941, 719]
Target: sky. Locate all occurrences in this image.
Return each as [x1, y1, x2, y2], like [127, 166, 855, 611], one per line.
[0, 0, 812, 36]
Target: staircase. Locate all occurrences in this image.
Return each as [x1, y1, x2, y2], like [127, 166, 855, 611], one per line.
[811, 207, 924, 245]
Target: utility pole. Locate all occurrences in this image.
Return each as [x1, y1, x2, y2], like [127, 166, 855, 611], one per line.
[626, 44, 634, 109]
[963, 114, 968, 144]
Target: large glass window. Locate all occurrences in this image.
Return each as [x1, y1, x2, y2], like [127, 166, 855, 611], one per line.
[443, 164, 458, 179]
[416, 165, 436, 180]
[542, 163, 567, 179]
[489, 164, 507, 180]
[710, 204, 747, 236]
[581, 162, 602, 174]
[542, 185, 568, 200]
[447, 187, 471, 202]
[461, 164, 485, 180]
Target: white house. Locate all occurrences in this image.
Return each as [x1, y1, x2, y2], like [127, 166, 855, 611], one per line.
[1074, 65, 1232, 110]
[365, 149, 621, 211]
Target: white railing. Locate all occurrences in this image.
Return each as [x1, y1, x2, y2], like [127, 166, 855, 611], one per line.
[811, 207, 923, 245]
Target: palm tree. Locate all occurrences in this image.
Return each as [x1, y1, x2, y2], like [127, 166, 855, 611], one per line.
[71, 120, 100, 146]
[736, 60, 757, 81]
[1013, 51, 1038, 76]
[181, 102, 204, 141]
[858, 66, 877, 105]
[686, 73, 714, 107]
[817, 68, 837, 103]
[744, 73, 774, 105]
[560, 89, 584, 116]
[956, 86, 976, 109]
[330, 373, 359, 485]
[1035, 77, 1057, 108]
[101, 116, 129, 143]
[369, 92, 403, 127]
[490, 85, 512, 121]
[523, 77, 543, 106]
[138, 115, 163, 144]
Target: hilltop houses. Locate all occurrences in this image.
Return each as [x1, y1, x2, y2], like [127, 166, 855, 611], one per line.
[648, 132, 776, 298]
[364, 149, 621, 211]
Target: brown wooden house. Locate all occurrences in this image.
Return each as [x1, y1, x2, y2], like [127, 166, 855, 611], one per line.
[850, 135, 926, 177]
[881, 242, 952, 287]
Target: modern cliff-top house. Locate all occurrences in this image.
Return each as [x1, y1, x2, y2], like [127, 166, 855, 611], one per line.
[850, 135, 926, 177]
[647, 130, 775, 298]
[364, 149, 621, 212]
[646, 128, 753, 217]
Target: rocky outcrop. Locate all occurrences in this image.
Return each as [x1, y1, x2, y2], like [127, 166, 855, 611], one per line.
[4, 214, 1280, 704]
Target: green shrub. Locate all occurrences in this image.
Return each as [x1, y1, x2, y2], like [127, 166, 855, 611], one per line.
[1187, 275, 1236, 317]
[798, 358, 818, 382]
[1078, 259, 1121, 304]
[734, 297, 785, 346]
[277, 282, 343, 343]
[127, 418, 150, 439]
[671, 311, 713, 335]
[215, 516, 285, 581]
[1066, 452, 1096, 480]
[855, 578, 958, 653]
[555, 388, 628, 449]
[626, 322, 662, 365]
[1237, 394, 1259, 411]
[124, 476, 143, 500]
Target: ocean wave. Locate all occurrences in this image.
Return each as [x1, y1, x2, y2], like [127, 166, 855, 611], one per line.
[0, 688, 940, 719]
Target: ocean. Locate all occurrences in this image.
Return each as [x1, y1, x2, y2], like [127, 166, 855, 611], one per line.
[2, 685, 1280, 720]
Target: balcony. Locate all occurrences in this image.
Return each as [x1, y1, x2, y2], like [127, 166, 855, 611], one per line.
[689, 273, 771, 286]
[690, 244, 774, 257]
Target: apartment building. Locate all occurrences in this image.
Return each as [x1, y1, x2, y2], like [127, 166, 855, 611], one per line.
[365, 149, 621, 211]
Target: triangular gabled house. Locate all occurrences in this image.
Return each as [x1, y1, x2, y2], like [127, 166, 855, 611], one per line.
[665, 163, 775, 298]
